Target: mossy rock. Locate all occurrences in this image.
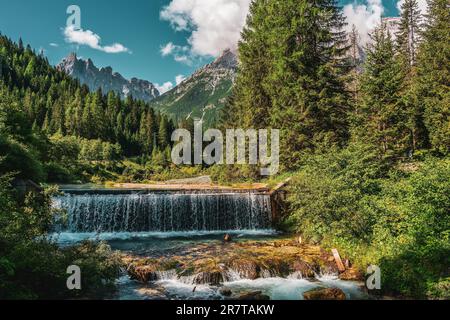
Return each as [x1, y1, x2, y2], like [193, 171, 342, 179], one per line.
[303, 287, 346, 300]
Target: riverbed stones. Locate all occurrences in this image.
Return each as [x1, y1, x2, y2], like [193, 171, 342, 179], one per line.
[230, 259, 259, 279]
[338, 268, 363, 281]
[236, 291, 270, 300]
[219, 287, 233, 297]
[192, 272, 224, 286]
[224, 234, 232, 242]
[122, 238, 341, 285]
[303, 287, 347, 300]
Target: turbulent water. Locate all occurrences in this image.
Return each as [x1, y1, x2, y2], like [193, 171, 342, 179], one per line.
[53, 192, 272, 233]
[51, 189, 368, 300]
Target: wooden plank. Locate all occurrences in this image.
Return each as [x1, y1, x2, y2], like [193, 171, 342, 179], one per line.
[332, 249, 346, 272]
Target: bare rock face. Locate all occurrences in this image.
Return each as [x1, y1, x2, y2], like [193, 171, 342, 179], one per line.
[57, 53, 159, 102]
[149, 49, 238, 126]
[303, 287, 347, 300]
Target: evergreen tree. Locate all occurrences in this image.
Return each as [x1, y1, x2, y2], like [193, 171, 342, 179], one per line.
[396, 0, 427, 151]
[158, 115, 170, 150]
[414, 0, 449, 154]
[358, 23, 408, 157]
[229, 0, 273, 129]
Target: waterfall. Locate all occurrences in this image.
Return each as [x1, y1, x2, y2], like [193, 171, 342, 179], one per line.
[53, 191, 272, 233]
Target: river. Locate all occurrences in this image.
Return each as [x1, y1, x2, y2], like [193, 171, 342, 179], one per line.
[51, 188, 368, 300]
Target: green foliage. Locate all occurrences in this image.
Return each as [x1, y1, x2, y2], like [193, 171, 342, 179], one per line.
[228, 0, 351, 171]
[285, 152, 449, 298]
[357, 23, 409, 158]
[0, 175, 121, 299]
[414, 0, 450, 154]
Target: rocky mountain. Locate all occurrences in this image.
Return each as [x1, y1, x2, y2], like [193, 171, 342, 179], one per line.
[57, 53, 159, 102]
[383, 17, 401, 39]
[149, 49, 238, 126]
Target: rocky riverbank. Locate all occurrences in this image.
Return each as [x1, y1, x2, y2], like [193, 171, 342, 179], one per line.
[121, 238, 363, 288]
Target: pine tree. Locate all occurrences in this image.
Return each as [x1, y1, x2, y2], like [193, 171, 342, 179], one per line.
[414, 0, 449, 154]
[396, 0, 425, 152]
[349, 25, 362, 108]
[229, 0, 273, 129]
[158, 115, 170, 150]
[269, 0, 351, 168]
[397, 0, 422, 67]
[139, 109, 155, 155]
[358, 23, 409, 158]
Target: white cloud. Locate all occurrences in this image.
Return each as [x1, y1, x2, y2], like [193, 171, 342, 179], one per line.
[160, 0, 251, 59]
[63, 25, 130, 54]
[397, 0, 428, 15]
[155, 81, 174, 94]
[49, 43, 59, 47]
[161, 42, 176, 56]
[160, 0, 420, 60]
[155, 75, 188, 94]
[175, 74, 186, 85]
[343, 0, 384, 46]
[160, 42, 191, 64]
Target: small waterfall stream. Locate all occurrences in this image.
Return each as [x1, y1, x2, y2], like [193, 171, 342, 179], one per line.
[53, 191, 272, 233]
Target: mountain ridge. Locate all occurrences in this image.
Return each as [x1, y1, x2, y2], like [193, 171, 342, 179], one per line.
[57, 53, 160, 102]
[149, 49, 238, 126]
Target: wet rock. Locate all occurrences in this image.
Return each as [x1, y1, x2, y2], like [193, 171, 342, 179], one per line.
[219, 287, 232, 297]
[192, 272, 224, 286]
[224, 234, 232, 242]
[237, 291, 270, 300]
[291, 260, 315, 279]
[303, 287, 347, 300]
[230, 259, 259, 280]
[128, 265, 159, 283]
[339, 268, 363, 281]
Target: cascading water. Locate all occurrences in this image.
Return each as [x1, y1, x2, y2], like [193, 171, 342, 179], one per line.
[53, 191, 272, 233]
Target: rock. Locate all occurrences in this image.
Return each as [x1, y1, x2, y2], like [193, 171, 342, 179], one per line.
[237, 291, 270, 301]
[57, 53, 160, 102]
[303, 287, 347, 300]
[128, 265, 159, 283]
[219, 287, 233, 297]
[192, 272, 224, 286]
[230, 259, 259, 280]
[224, 234, 232, 242]
[338, 268, 363, 281]
[291, 260, 316, 279]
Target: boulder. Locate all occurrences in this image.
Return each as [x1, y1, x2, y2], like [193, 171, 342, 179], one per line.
[303, 287, 347, 300]
[224, 234, 233, 242]
[291, 260, 316, 279]
[219, 287, 233, 297]
[128, 265, 159, 283]
[230, 259, 259, 280]
[237, 291, 270, 300]
[192, 272, 224, 286]
[339, 268, 363, 281]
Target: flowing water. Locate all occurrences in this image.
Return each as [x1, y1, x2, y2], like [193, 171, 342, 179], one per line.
[52, 188, 368, 300]
[53, 191, 272, 232]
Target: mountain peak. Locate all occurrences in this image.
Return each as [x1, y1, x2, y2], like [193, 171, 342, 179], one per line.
[57, 54, 159, 101]
[150, 50, 237, 126]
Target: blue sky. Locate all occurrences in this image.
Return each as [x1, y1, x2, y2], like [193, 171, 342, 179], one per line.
[0, 0, 401, 92]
